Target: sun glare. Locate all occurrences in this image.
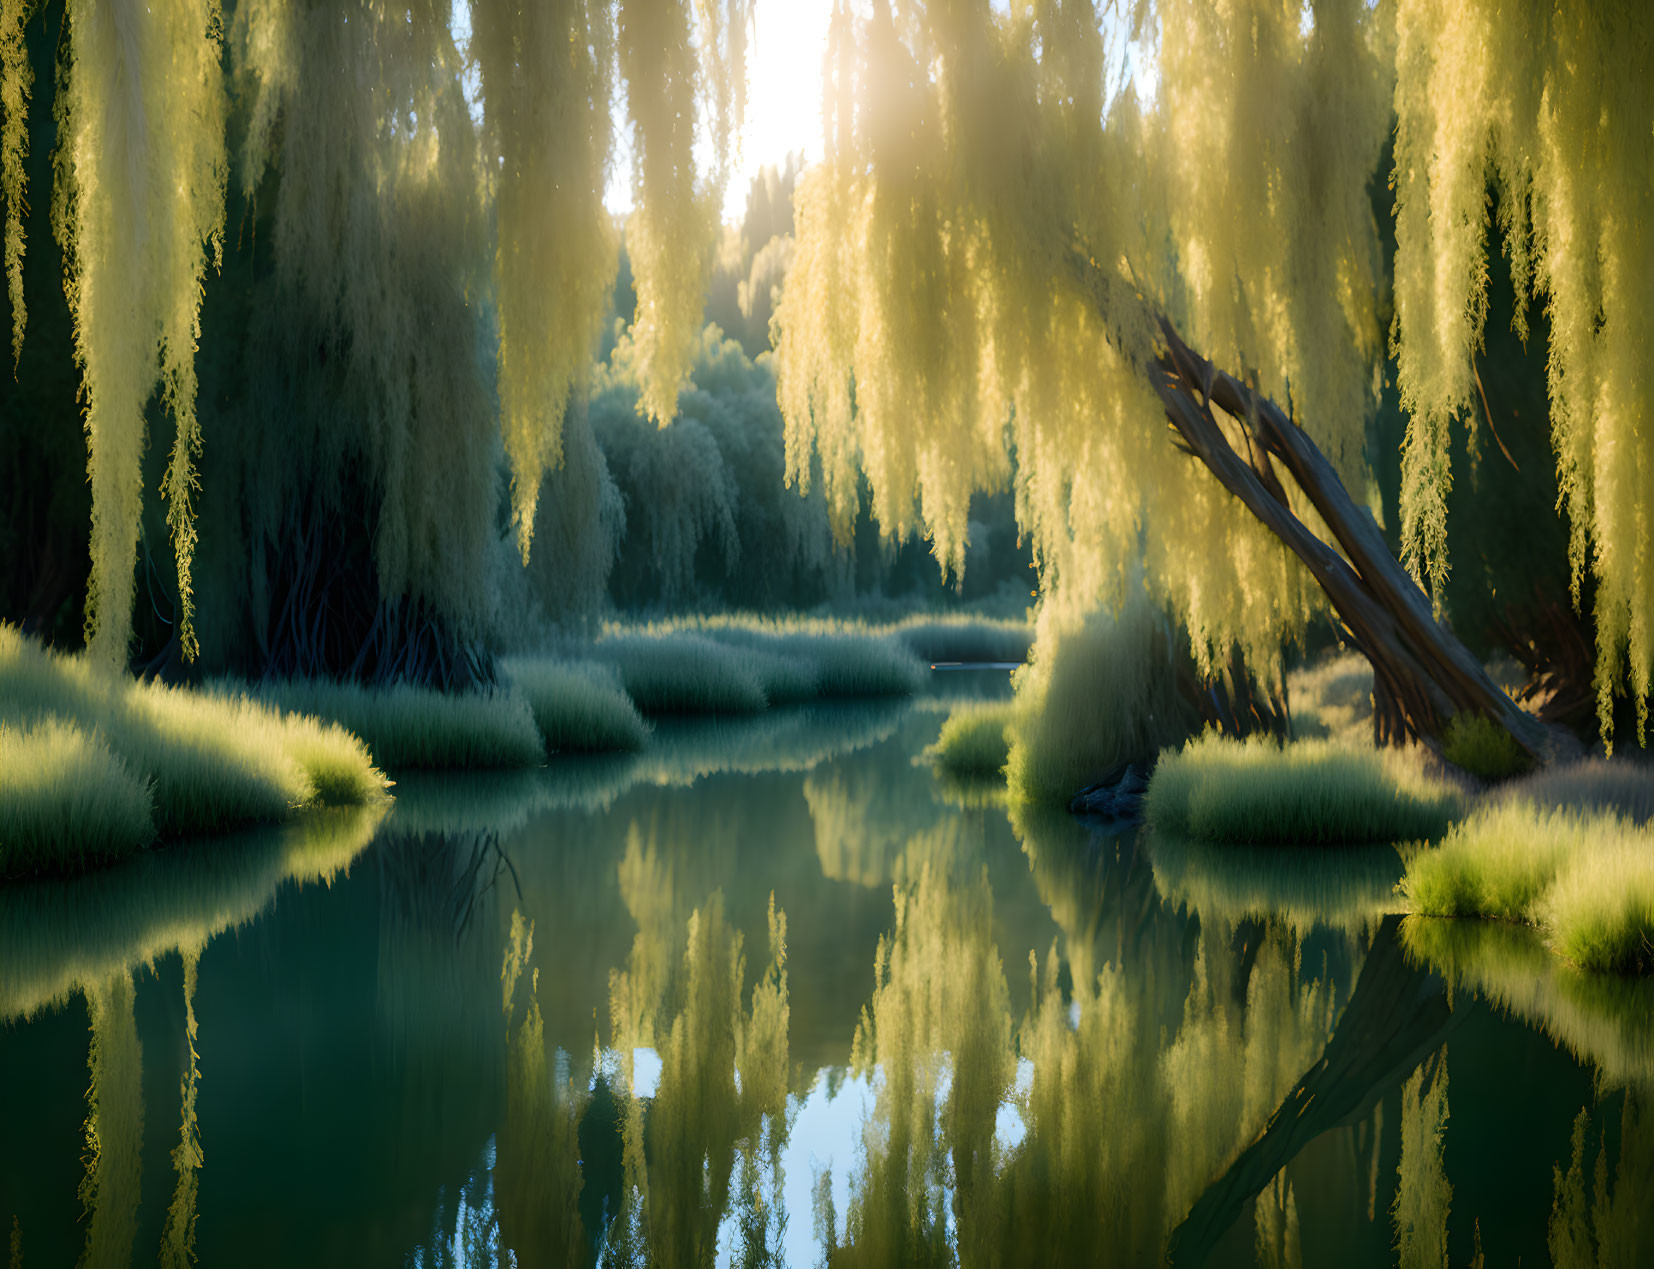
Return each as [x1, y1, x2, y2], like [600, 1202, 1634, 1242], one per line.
[605, 0, 834, 218]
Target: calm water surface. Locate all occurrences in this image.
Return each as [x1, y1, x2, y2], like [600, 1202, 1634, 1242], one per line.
[3, 674, 1651, 1266]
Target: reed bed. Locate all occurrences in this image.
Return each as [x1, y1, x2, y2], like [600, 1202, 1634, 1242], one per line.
[259, 679, 545, 770]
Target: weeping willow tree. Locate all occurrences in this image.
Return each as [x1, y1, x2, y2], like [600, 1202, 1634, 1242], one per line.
[774, 0, 1654, 757]
[0, 0, 752, 678]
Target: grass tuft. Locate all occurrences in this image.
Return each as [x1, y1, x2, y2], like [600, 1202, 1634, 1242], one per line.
[888, 615, 1032, 665]
[0, 718, 157, 876]
[1005, 596, 1188, 805]
[501, 657, 650, 753]
[930, 700, 1016, 778]
[1145, 734, 1464, 845]
[592, 632, 770, 714]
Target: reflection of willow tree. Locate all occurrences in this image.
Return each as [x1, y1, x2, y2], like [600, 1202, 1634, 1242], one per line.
[159, 951, 203, 1269]
[806, 722, 951, 889]
[1401, 918, 1654, 1090]
[0, 809, 382, 1263]
[606, 884, 790, 1268]
[1551, 1094, 1654, 1267]
[827, 823, 1347, 1267]
[496, 912, 587, 1268]
[834, 828, 1013, 1266]
[375, 826, 518, 1209]
[0, 804, 383, 1023]
[1392, 1053, 1451, 1269]
[77, 973, 143, 1269]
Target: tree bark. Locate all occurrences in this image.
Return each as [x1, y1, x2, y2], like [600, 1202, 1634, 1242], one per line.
[1144, 315, 1556, 761]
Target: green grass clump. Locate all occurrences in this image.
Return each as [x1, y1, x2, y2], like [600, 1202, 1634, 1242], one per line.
[500, 657, 650, 753]
[1, 627, 387, 870]
[1442, 712, 1533, 781]
[1403, 802, 1654, 973]
[599, 616, 926, 709]
[1399, 801, 1572, 920]
[1145, 734, 1463, 845]
[260, 679, 545, 770]
[702, 622, 924, 700]
[1543, 845, 1654, 974]
[0, 718, 157, 876]
[1005, 596, 1190, 805]
[593, 632, 769, 714]
[889, 615, 1033, 665]
[930, 700, 1016, 778]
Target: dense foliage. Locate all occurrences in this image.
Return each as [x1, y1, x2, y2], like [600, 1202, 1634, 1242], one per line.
[3, 0, 1652, 744]
[774, 0, 1654, 742]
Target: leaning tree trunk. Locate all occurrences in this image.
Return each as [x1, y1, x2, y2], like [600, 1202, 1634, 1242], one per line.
[1142, 314, 1555, 761]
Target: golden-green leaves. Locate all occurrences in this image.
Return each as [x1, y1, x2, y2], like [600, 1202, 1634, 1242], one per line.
[474, 0, 618, 560]
[58, 0, 225, 664]
[0, 0, 32, 365]
[775, 1, 1380, 680]
[618, 0, 748, 425]
[1390, 2, 1654, 742]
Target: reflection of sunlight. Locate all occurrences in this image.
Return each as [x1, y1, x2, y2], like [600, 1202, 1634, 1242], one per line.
[631, 1046, 663, 1100]
[776, 1069, 876, 1267]
[993, 1057, 1037, 1155]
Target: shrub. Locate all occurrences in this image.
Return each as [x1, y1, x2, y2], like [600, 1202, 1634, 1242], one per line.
[592, 632, 769, 714]
[1005, 596, 1190, 805]
[1145, 734, 1464, 845]
[890, 615, 1033, 665]
[1442, 712, 1533, 781]
[1404, 801, 1654, 973]
[930, 700, 1016, 779]
[1, 626, 387, 862]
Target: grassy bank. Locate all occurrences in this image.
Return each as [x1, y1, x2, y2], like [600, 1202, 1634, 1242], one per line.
[1402, 801, 1654, 973]
[1145, 734, 1464, 845]
[1, 627, 388, 878]
[500, 657, 650, 752]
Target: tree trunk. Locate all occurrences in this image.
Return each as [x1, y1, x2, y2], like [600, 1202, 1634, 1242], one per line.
[1145, 316, 1557, 761]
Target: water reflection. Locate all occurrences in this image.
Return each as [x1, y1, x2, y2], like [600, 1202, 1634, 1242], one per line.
[1400, 917, 1654, 1090]
[1550, 1094, 1654, 1266]
[9, 699, 1654, 1265]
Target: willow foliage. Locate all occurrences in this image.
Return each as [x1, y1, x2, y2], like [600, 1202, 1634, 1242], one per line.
[1391, 2, 1654, 741]
[618, 0, 750, 424]
[473, 0, 617, 558]
[7, 0, 753, 664]
[0, 0, 30, 364]
[54, 0, 225, 664]
[776, 0, 1390, 679]
[775, 0, 1654, 731]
